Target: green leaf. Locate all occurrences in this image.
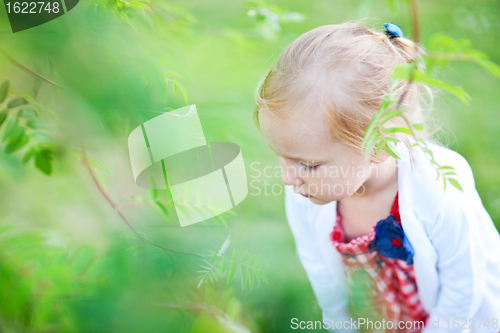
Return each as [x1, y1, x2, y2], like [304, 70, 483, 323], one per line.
[362, 116, 379, 148]
[258, 270, 268, 284]
[22, 146, 35, 164]
[5, 122, 24, 143]
[383, 136, 401, 143]
[412, 123, 424, 131]
[0, 81, 9, 103]
[248, 268, 256, 290]
[364, 131, 381, 159]
[5, 133, 29, 154]
[172, 80, 178, 96]
[248, 255, 258, 267]
[384, 141, 401, 159]
[7, 97, 27, 109]
[421, 76, 470, 103]
[170, 80, 188, 104]
[148, 187, 157, 201]
[381, 126, 412, 135]
[210, 253, 218, 264]
[163, 71, 181, 77]
[34, 148, 53, 175]
[390, 62, 417, 81]
[112, 8, 122, 21]
[462, 49, 500, 80]
[2, 116, 18, 141]
[32, 132, 53, 143]
[153, 201, 169, 218]
[254, 269, 262, 287]
[26, 118, 51, 130]
[121, 12, 137, 33]
[231, 248, 239, 261]
[225, 209, 237, 216]
[227, 261, 237, 284]
[378, 110, 405, 127]
[129, 1, 151, 11]
[362, 99, 392, 148]
[447, 178, 463, 192]
[240, 250, 250, 263]
[375, 140, 385, 156]
[221, 257, 229, 274]
[17, 107, 37, 118]
[426, 33, 470, 54]
[0, 110, 7, 127]
[218, 235, 230, 255]
[240, 265, 249, 290]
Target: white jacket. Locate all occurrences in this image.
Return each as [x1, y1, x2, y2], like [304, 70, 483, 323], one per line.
[284, 138, 500, 333]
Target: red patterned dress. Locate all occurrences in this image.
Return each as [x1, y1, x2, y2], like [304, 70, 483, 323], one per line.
[330, 192, 429, 333]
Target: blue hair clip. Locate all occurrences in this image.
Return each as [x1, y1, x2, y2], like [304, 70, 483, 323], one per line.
[383, 22, 403, 39]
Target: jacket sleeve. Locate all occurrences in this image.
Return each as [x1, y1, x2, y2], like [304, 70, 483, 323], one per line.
[422, 190, 490, 333]
[284, 187, 359, 333]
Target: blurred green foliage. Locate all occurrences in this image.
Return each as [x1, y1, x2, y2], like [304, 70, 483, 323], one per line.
[0, 0, 499, 332]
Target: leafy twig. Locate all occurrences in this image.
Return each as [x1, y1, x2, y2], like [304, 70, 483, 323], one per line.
[362, 0, 487, 192]
[156, 302, 252, 333]
[197, 237, 267, 291]
[79, 148, 211, 258]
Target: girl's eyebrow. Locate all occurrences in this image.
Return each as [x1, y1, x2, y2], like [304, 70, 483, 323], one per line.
[266, 142, 300, 160]
[266, 142, 322, 163]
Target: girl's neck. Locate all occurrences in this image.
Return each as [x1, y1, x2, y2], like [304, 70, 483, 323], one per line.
[353, 156, 398, 200]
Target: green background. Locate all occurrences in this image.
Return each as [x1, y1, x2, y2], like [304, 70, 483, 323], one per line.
[0, 0, 499, 331]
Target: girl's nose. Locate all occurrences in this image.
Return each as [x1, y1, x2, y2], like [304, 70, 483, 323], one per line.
[279, 156, 304, 187]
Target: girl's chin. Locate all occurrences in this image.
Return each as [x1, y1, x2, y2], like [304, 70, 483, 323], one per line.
[309, 194, 350, 204]
[308, 196, 332, 205]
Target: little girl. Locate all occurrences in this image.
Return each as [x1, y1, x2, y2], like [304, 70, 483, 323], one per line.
[253, 22, 500, 333]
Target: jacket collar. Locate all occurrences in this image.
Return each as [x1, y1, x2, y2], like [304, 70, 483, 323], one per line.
[395, 139, 439, 312]
[314, 138, 439, 313]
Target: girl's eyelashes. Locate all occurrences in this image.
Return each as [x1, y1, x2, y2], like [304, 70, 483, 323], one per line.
[274, 152, 320, 170]
[299, 162, 320, 170]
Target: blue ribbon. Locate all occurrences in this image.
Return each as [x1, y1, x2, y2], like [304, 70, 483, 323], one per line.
[383, 22, 403, 38]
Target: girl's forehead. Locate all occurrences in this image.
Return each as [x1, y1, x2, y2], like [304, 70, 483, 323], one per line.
[259, 109, 338, 160]
[260, 108, 329, 140]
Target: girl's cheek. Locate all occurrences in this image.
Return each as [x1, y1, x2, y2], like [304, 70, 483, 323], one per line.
[278, 156, 288, 176]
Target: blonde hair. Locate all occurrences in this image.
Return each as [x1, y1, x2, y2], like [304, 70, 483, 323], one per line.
[253, 21, 436, 165]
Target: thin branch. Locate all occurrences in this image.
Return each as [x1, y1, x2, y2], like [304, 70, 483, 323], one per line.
[79, 149, 210, 258]
[387, 0, 426, 157]
[0, 47, 62, 88]
[408, 0, 420, 45]
[386, 0, 450, 182]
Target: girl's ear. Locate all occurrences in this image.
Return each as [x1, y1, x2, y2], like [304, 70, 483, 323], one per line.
[369, 145, 391, 164]
[370, 134, 399, 164]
